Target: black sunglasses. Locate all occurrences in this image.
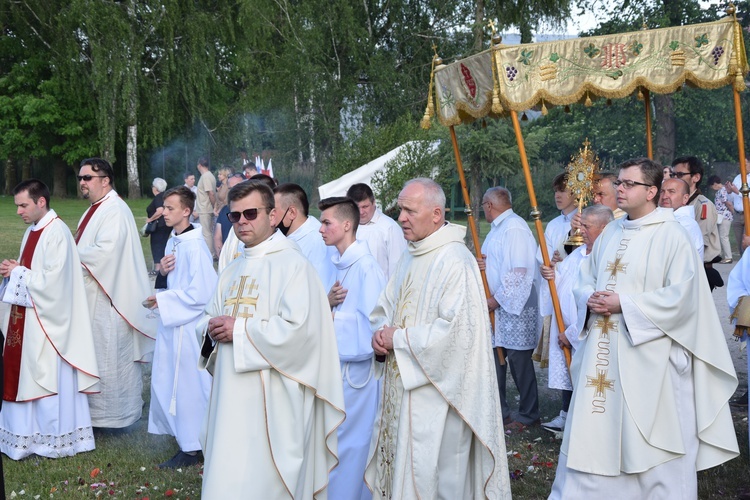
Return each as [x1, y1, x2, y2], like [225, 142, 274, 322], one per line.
[77, 175, 107, 181]
[227, 208, 267, 223]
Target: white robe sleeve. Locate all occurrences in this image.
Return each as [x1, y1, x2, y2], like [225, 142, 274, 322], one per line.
[157, 246, 217, 329]
[1, 267, 33, 307]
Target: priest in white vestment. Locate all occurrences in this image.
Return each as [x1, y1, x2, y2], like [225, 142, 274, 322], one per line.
[367, 178, 510, 499]
[539, 205, 613, 432]
[347, 183, 407, 279]
[147, 187, 217, 468]
[319, 197, 386, 500]
[197, 181, 345, 498]
[76, 158, 156, 428]
[0, 180, 99, 459]
[551, 158, 738, 499]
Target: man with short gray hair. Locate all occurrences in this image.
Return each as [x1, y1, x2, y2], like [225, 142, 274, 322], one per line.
[366, 178, 510, 498]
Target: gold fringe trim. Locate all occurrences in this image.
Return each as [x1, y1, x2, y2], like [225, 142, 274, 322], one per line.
[421, 54, 438, 130]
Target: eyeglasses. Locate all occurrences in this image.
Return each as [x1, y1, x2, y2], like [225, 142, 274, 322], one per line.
[613, 179, 653, 189]
[671, 171, 691, 178]
[227, 207, 267, 223]
[77, 175, 107, 182]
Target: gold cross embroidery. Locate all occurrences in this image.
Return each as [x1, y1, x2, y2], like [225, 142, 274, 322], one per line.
[224, 276, 259, 319]
[594, 317, 618, 339]
[9, 308, 23, 327]
[586, 369, 615, 399]
[605, 256, 627, 278]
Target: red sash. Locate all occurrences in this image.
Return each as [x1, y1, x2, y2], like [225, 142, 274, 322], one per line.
[74, 199, 104, 243]
[4, 225, 46, 401]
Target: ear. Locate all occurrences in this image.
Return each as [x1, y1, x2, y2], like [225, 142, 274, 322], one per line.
[432, 206, 442, 223]
[288, 205, 298, 220]
[268, 207, 278, 226]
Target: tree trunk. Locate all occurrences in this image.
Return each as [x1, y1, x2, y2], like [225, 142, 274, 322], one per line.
[52, 159, 67, 198]
[22, 157, 32, 180]
[5, 157, 17, 195]
[654, 93, 675, 165]
[472, 0, 485, 52]
[125, 0, 141, 199]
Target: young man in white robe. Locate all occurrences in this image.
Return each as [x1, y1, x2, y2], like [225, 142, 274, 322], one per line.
[145, 186, 217, 468]
[347, 183, 407, 279]
[551, 158, 739, 498]
[539, 205, 613, 432]
[0, 179, 99, 459]
[274, 183, 335, 284]
[197, 180, 345, 498]
[479, 187, 540, 431]
[319, 196, 386, 500]
[76, 158, 156, 429]
[367, 178, 510, 499]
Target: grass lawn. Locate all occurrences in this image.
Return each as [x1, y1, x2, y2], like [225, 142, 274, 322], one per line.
[0, 196, 747, 498]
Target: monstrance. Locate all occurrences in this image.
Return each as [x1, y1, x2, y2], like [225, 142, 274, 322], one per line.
[564, 139, 599, 248]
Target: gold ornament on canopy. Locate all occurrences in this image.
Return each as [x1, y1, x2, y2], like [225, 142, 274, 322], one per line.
[564, 139, 599, 248]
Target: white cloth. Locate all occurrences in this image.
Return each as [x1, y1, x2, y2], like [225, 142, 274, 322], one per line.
[365, 223, 511, 499]
[289, 216, 335, 285]
[148, 225, 216, 452]
[728, 248, 750, 311]
[76, 190, 156, 428]
[546, 245, 588, 391]
[197, 230, 345, 498]
[326, 240, 385, 500]
[731, 173, 749, 214]
[356, 209, 407, 279]
[482, 209, 539, 350]
[217, 229, 243, 273]
[0, 210, 99, 459]
[673, 205, 705, 261]
[537, 210, 575, 316]
[553, 208, 738, 496]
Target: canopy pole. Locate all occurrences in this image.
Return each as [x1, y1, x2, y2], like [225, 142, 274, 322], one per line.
[448, 126, 505, 365]
[643, 89, 653, 160]
[733, 89, 750, 232]
[509, 111, 572, 367]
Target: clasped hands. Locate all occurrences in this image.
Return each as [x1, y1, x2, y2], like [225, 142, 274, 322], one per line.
[0, 259, 18, 279]
[372, 325, 397, 356]
[587, 290, 621, 316]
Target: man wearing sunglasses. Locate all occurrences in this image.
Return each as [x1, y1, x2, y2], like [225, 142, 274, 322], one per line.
[75, 158, 156, 430]
[551, 158, 738, 498]
[196, 181, 344, 498]
[671, 156, 721, 269]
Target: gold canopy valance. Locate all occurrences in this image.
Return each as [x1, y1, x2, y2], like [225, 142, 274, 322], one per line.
[432, 16, 749, 127]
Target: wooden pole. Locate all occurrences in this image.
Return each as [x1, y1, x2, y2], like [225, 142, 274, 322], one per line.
[643, 89, 653, 160]
[509, 111, 572, 367]
[448, 126, 505, 365]
[733, 89, 750, 233]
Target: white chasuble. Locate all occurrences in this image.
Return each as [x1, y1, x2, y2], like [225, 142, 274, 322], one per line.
[559, 208, 737, 489]
[0, 210, 99, 459]
[197, 230, 344, 499]
[76, 190, 156, 428]
[327, 240, 386, 500]
[148, 225, 216, 452]
[365, 223, 510, 500]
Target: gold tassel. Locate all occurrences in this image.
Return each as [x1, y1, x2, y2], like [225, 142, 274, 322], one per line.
[490, 42, 504, 114]
[585, 92, 593, 107]
[421, 53, 438, 130]
[541, 101, 548, 116]
[637, 87, 644, 101]
[732, 10, 749, 92]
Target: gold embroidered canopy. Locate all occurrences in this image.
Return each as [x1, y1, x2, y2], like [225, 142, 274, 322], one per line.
[431, 16, 749, 127]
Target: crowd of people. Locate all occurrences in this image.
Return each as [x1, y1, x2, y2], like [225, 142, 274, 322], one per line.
[0, 153, 746, 499]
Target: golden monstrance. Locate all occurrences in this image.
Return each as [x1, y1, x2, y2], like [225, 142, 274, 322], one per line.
[563, 139, 599, 248]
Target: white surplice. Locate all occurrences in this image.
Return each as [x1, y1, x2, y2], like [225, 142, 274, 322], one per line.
[0, 210, 99, 459]
[356, 209, 407, 279]
[365, 223, 511, 500]
[148, 225, 216, 452]
[76, 190, 156, 428]
[546, 245, 588, 392]
[537, 210, 574, 318]
[673, 205, 705, 261]
[482, 209, 539, 350]
[197, 230, 345, 498]
[326, 240, 385, 500]
[551, 208, 738, 499]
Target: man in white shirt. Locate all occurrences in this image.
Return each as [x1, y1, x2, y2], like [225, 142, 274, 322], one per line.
[346, 183, 407, 279]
